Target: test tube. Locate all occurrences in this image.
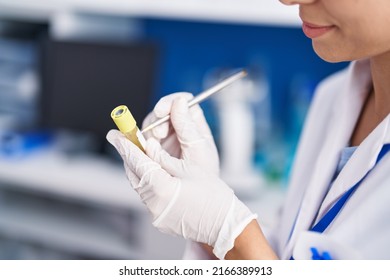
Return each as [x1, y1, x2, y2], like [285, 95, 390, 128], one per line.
[110, 105, 146, 152]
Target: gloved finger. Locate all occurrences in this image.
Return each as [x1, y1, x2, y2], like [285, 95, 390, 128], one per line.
[190, 106, 214, 139]
[153, 92, 194, 118]
[146, 137, 185, 178]
[147, 92, 206, 140]
[106, 129, 134, 163]
[160, 133, 181, 158]
[107, 129, 174, 189]
[141, 112, 156, 140]
[106, 130, 141, 187]
[124, 164, 140, 188]
[106, 130, 142, 187]
[169, 93, 213, 140]
[141, 111, 170, 140]
[107, 129, 158, 175]
[170, 97, 204, 146]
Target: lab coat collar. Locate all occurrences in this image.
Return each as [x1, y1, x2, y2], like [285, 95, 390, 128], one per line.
[317, 115, 390, 220]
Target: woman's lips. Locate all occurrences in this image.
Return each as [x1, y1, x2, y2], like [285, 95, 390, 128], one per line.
[302, 21, 335, 39]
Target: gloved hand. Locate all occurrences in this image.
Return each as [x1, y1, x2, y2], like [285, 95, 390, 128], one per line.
[107, 97, 257, 259]
[142, 92, 219, 175]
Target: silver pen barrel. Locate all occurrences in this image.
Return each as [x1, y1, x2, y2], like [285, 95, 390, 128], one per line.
[141, 70, 247, 134]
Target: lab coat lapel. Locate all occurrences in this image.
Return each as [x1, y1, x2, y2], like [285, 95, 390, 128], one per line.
[318, 115, 390, 221]
[315, 60, 375, 221]
[284, 60, 371, 258]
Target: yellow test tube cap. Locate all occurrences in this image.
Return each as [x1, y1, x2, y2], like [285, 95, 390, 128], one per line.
[111, 105, 137, 133]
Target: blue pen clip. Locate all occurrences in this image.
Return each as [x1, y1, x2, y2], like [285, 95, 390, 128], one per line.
[310, 247, 332, 260]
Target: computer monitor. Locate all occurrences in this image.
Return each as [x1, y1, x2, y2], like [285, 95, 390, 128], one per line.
[39, 38, 158, 152]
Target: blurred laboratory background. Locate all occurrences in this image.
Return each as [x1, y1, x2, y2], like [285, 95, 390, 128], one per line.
[0, 0, 347, 259]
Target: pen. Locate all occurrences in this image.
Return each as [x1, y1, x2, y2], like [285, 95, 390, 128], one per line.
[141, 69, 247, 134]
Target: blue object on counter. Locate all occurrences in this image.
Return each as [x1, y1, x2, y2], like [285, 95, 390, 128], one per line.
[0, 130, 53, 157]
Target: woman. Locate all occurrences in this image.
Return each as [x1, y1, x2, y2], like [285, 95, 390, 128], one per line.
[107, 0, 390, 259]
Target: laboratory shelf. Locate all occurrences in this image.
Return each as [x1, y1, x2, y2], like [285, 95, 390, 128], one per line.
[0, 148, 145, 259]
[0, 0, 300, 27]
[0, 149, 144, 211]
[0, 149, 188, 259]
[0, 192, 141, 259]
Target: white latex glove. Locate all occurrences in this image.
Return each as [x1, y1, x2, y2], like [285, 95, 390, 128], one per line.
[107, 97, 257, 259]
[142, 92, 219, 175]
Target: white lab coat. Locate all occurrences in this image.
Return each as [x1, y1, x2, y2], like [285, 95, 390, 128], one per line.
[183, 59, 390, 260]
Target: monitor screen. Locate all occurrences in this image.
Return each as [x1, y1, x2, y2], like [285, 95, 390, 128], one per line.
[39, 39, 158, 143]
